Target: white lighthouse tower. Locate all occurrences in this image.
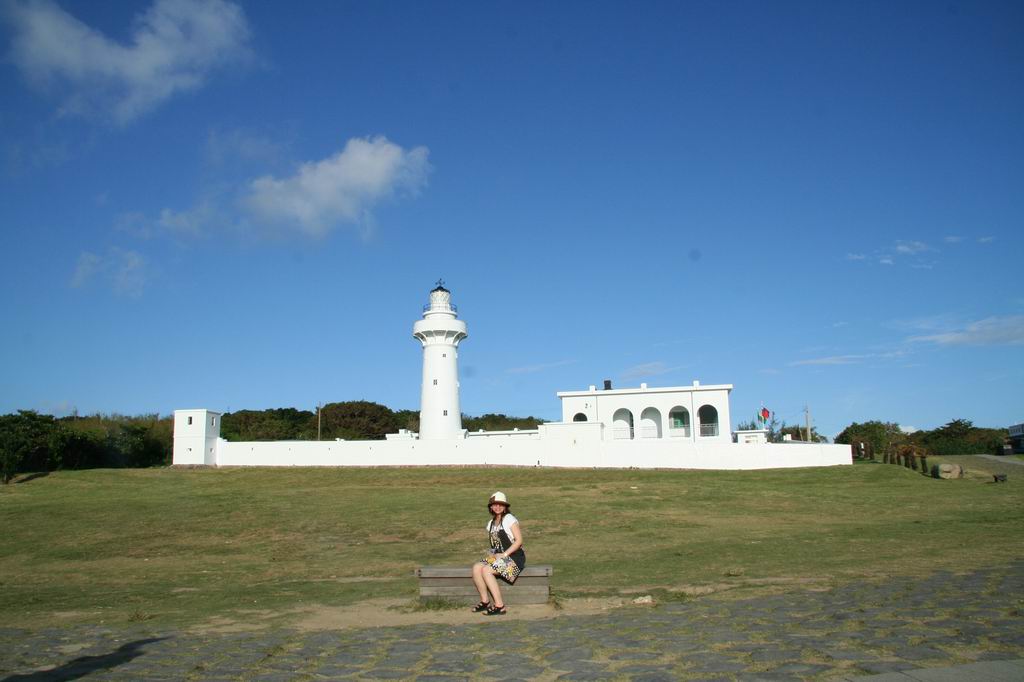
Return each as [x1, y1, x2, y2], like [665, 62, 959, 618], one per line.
[413, 282, 468, 440]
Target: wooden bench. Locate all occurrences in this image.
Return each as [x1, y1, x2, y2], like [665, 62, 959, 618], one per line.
[415, 565, 553, 604]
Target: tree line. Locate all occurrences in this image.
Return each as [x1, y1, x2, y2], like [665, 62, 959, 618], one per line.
[0, 411, 172, 483]
[834, 418, 1007, 457]
[0, 403, 545, 483]
[220, 402, 544, 441]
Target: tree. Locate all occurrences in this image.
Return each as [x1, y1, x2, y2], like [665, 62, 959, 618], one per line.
[222, 408, 315, 441]
[911, 419, 1006, 456]
[778, 425, 828, 443]
[0, 415, 25, 483]
[0, 411, 57, 483]
[319, 401, 401, 440]
[835, 421, 904, 455]
[47, 424, 106, 470]
[393, 409, 419, 433]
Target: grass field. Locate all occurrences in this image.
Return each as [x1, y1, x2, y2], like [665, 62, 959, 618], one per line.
[1, 460, 1021, 629]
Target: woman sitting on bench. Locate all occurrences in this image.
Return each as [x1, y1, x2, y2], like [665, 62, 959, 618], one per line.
[471, 491, 526, 616]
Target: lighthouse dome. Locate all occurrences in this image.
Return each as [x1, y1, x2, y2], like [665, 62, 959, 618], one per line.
[430, 287, 451, 306]
[424, 280, 457, 315]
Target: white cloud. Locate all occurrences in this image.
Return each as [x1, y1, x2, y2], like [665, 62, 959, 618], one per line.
[110, 248, 146, 296]
[790, 354, 871, 366]
[5, 0, 251, 124]
[943, 235, 962, 244]
[894, 240, 930, 255]
[70, 248, 147, 297]
[879, 256, 894, 265]
[71, 251, 101, 288]
[891, 314, 961, 333]
[845, 253, 866, 261]
[205, 128, 284, 166]
[909, 316, 1024, 346]
[157, 201, 215, 235]
[790, 350, 906, 366]
[620, 361, 684, 380]
[243, 136, 431, 237]
[978, 236, 995, 244]
[506, 359, 578, 375]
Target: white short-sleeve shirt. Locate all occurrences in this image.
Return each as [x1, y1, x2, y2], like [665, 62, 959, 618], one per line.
[486, 513, 520, 542]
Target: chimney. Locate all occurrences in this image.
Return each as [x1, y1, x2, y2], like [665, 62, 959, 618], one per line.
[603, 379, 612, 390]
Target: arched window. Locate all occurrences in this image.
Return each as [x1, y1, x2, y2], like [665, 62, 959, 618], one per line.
[698, 405, 719, 437]
[612, 408, 634, 440]
[573, 412, 588, 422]
[669, 407, 690, 437]
[639, 407, 662, 438]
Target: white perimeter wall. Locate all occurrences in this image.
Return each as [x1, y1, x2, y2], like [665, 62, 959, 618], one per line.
[205, 421, 851, 470]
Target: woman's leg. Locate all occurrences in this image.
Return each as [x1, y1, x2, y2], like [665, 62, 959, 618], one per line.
[471, 562, 490, 603]
[482, 569, 504, 608]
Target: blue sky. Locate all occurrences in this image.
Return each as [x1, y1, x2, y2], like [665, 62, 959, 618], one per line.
[1, 0, 1022, 438]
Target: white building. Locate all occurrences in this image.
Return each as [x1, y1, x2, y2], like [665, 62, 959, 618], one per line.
[558, 380, 731, 443]
[173, 285, 851, 470]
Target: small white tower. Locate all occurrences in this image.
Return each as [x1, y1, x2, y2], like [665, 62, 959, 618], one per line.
[173, 409, 222, 465]
[413, 282, 468, 439]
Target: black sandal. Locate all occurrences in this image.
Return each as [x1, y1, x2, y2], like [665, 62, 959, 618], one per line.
[484, 604, 507, 616]
[472, 601, 490, 613]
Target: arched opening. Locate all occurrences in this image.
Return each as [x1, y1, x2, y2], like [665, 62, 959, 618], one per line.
[572, 412, 588, 422]
[639, 407, 662, 438]
[669, 406, 690, 437]
[612, 408, 634, 440]
[698, 405, 719, 437]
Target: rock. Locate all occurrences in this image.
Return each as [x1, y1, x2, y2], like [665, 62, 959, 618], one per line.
[632, 595, 654, 605]
[932, 463, 963, 479]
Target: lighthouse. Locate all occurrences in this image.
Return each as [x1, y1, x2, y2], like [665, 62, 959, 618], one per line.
[413, 282, 468, 439]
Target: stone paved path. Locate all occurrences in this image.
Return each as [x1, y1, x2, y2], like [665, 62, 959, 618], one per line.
[977, 455, 1024, 467]
[2, 561, 1022, 681]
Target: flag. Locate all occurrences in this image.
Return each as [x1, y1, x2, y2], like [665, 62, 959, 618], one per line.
[760, 407, 770, 423]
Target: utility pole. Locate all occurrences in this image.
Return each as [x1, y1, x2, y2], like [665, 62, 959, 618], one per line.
[317, 403, 322, 441]
[804, 405, 812, 442]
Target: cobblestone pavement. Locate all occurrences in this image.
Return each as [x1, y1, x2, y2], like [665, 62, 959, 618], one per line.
[2, 562, 1022, 681]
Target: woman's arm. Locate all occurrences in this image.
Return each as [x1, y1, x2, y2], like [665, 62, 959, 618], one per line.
[501, 521, 523, 558]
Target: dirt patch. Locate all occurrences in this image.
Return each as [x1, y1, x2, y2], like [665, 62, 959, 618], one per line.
[188, 597, 633, 633]
[189, 611, 279, 634]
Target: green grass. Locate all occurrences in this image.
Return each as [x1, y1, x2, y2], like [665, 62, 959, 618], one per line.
[0, 462, 1021, 628]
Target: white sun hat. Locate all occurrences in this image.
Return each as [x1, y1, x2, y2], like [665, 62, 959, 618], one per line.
[488, 491, 509, 506]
